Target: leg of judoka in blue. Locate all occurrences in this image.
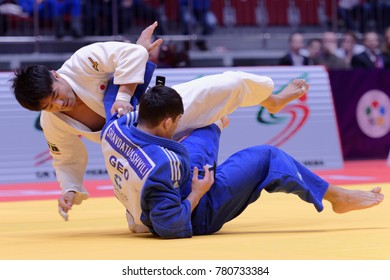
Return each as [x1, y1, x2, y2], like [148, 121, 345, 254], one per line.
[191, 145, 329, 235]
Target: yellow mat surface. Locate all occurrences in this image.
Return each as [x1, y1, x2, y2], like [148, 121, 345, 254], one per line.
[0, 183, 389, 260]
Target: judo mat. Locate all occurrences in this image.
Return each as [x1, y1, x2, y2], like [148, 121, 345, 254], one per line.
[0, 160, 389, 260]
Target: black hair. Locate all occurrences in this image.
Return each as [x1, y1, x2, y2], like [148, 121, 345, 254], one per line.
[307, 38, 322, 47]
[138, 85, 184, 127]
[343, 30, 359, 43]
[11, 65, 54, 111]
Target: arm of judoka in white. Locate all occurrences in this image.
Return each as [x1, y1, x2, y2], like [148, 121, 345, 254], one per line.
[136, 21, 164, 54]
[112, 21, 164, 117]
[41, 112, 90, 221]
[66, 42, 149, 117]
[51, 134, 89, 221]
[97, 42, 148, 117]
[97, 21, 164, 117]
[111, 84, 138, 117]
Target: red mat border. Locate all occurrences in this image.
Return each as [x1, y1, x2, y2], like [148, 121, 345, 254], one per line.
[1, 160, 389, 202]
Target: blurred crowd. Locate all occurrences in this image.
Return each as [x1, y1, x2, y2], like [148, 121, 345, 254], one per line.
[278, 28, 390, 69]
[338, 0, 390, 33]
[0, 0, 218, 67]
[0, 0, 216, 39]
[281, 0, 390, 70]
[2, 0, 390, 70]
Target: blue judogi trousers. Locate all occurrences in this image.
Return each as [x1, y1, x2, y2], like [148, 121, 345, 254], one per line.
[181, 124, 329, 235]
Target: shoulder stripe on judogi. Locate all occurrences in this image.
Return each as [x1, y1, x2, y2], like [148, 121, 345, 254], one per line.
[126, 111, 138, 127]
[169, 150, 181, 181]
[161, 148, 181, 182]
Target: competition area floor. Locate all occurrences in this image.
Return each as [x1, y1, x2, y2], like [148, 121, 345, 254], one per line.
[0, 160, 389, 260]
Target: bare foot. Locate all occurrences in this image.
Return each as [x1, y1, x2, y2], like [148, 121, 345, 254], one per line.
[279, 79, 309, 101]
[260, 79, 310, 114]
[324, 185, 384, 214]
[221, 115, 230, 128]
[212, 115, 230, 132]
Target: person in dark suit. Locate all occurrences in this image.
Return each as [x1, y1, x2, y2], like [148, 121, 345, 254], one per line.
[305, 38, 322, 66]
[381, 26, 390, 69]
[279, 32, 309, 66]
[351, 31, 389, 68]
[316, 31, 349, 69]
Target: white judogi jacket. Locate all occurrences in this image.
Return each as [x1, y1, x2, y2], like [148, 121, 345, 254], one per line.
[41, 42, 148, 202]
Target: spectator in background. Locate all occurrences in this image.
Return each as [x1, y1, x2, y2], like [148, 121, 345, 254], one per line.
[149, 39, 189, 68]
[18, 0, 52, 25]
[316, 31, 349, 69]
[18, 0, 83, 38]
[119, 0, 166, 35]
[337, 0, 363, 32]
[0, 0, 26, 35]
[83, 0, 165, 36]
[351, 31, 389, 68]
[179, 0, 217, 51]
[278, 32, 309, 66]
[335, 31, 364, 67]
[381, 26, 390, 68]
[82, 0, 114, 35]
[53, 0, 83, 38]
[362, 0, 390, 33]
[305, 38, 322, 65]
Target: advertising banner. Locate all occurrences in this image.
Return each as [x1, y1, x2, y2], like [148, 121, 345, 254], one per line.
[0, 66, 342, 184]
[329, 69, 390, 160]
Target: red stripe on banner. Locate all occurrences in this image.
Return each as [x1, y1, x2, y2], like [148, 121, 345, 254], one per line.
[0, 179, 114, 202]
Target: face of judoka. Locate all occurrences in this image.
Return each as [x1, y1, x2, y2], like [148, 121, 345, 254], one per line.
[40, 70, 77, 112]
